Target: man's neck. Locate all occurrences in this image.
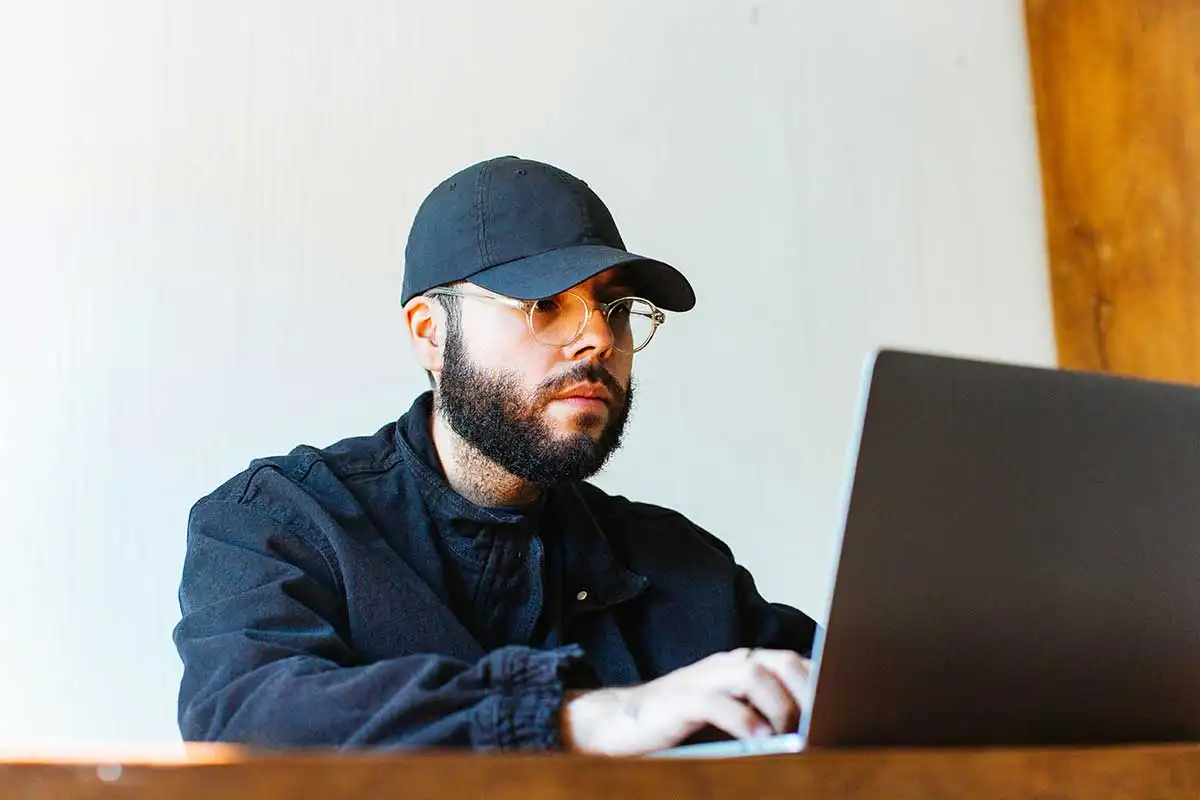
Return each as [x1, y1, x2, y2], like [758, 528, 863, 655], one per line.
[429, 410, 543, 508]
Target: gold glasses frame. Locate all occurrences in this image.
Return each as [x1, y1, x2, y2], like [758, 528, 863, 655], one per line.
[423, 286, 666, 353]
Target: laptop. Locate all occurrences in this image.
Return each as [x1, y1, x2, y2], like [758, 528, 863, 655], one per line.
[655, 349, 1200, 757]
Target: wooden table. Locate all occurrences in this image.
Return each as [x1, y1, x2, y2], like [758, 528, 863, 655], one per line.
[3, 744, 1200, 799]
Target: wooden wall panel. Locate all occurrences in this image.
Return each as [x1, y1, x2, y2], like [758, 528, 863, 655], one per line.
[1025, 0, 1200, 383]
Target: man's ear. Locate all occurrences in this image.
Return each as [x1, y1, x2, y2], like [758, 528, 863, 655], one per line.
[404, 295, 445, 376]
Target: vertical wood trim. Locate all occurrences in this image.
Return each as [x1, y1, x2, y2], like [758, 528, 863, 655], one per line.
[1024, 0, 1200, 383]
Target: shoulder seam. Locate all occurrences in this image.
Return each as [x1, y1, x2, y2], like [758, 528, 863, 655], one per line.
[232, 462, 346, 597]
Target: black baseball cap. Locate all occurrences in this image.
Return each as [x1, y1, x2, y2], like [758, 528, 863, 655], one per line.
[401, 156, 695, 312]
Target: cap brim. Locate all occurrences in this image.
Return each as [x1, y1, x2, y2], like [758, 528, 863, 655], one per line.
[465, 245, 695, 312]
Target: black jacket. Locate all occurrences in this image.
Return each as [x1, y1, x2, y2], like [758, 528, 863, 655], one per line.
[174, 392, 817, 750]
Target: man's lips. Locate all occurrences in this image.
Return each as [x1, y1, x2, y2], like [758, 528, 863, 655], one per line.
[552, 383, 614, 406]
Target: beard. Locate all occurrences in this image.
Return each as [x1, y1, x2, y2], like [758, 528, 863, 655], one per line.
[435, 326, 634, 488]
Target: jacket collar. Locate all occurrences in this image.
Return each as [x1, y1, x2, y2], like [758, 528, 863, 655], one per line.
[395, 392, 648, 611]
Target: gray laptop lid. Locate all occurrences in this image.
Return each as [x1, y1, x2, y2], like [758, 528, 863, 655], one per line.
[805, 349, 1200, 748]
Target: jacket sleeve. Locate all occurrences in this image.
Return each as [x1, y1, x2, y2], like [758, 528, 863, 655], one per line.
[733, 563, 820, 658]
[173, 490, 579, 750]
[668, 511, 821, 658]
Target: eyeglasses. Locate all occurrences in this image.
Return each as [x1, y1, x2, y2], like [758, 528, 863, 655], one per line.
[423, 286, 666, 353]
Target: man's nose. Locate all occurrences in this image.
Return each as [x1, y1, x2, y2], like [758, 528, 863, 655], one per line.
[564, 303, 616, 360]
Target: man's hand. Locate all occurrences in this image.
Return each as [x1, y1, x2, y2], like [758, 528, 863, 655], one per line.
[560, 648, 813, 756]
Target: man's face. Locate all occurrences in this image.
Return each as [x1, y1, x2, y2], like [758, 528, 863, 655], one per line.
[435, 270, 637, 487]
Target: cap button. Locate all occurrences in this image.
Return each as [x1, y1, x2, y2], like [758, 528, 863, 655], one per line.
[576, 590, 588, 602]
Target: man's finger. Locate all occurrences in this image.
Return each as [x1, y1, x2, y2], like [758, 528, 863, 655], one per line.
[699, 692, 773, 741]
[736, 665, 798, 734]
[747, 650, 813, 712]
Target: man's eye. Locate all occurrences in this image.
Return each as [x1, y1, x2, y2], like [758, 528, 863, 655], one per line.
[533, 298, 562, 314]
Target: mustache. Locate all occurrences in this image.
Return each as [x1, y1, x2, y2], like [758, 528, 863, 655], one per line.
[534, 362, 625, 405]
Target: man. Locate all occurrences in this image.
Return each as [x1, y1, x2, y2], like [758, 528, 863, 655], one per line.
[174, 156, 818, 755]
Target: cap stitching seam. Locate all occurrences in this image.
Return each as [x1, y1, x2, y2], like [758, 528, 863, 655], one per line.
[474, 161, 492, 271]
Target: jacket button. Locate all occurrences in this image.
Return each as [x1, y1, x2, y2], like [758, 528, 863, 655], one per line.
[576, 590, 588, 601]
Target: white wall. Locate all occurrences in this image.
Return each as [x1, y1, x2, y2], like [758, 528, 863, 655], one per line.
[0, 0, 1054, 746]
